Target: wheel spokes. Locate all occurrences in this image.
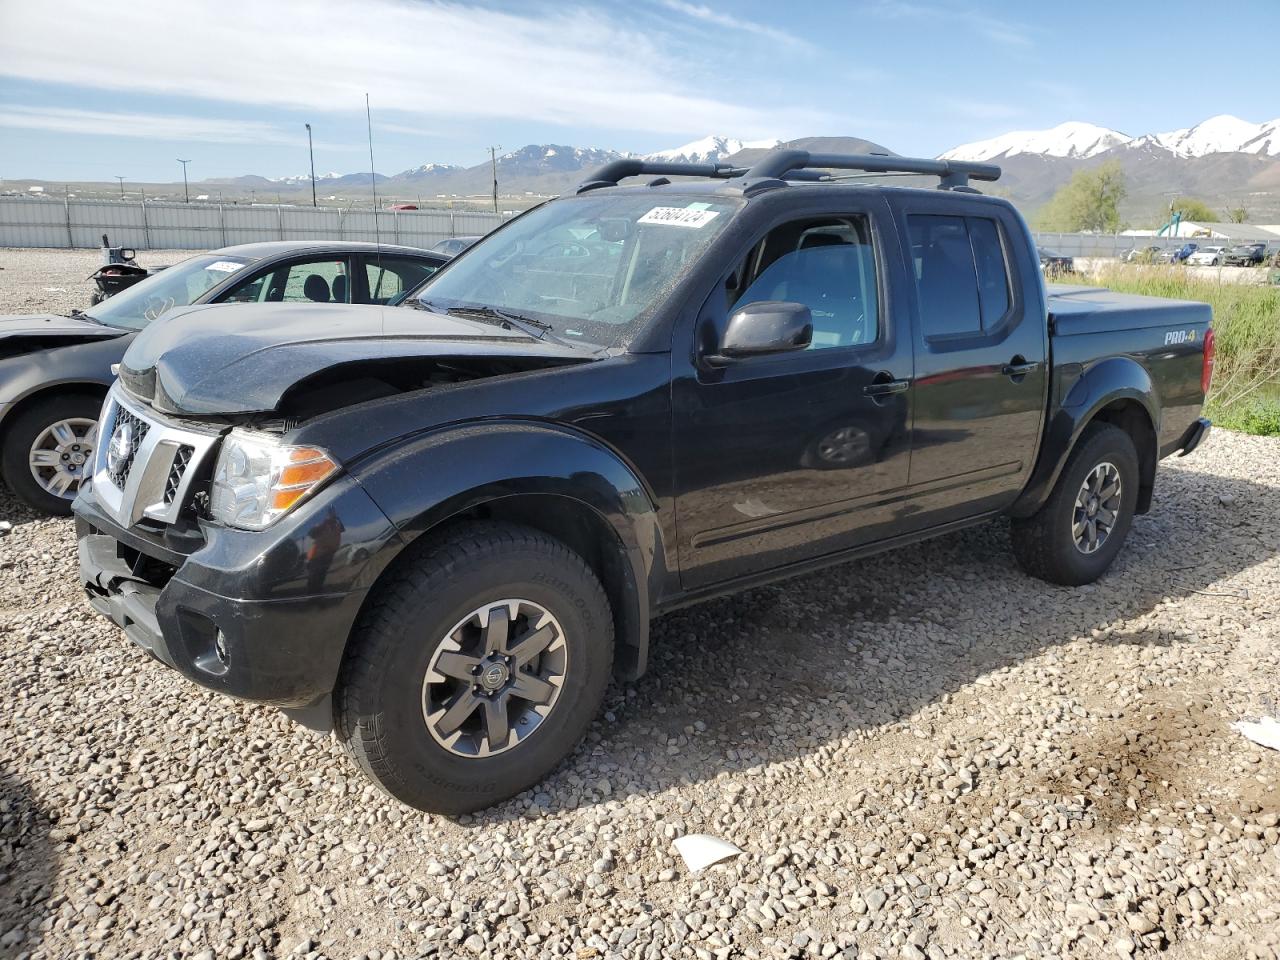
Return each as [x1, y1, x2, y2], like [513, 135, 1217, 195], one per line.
[50, 421, 78, 447]
[508, 624, 556, 667]
[482, 697, 511, 753]
[482, 604, 510, 655]
[433, 689, 482, 737]
[434, 650, 482, 681]
[510, 671, 556, 705]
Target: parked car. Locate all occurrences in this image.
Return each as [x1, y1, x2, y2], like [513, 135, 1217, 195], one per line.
[1038, 248, 1074, 276]
[1156, 243, 1198, 264]
[76, 151, 1213, 814]
[1223, 243, 1267, 266]
[430, 236, 482, 256]
[1187, 245, 1226, 266]
[0, 241, 446, 514]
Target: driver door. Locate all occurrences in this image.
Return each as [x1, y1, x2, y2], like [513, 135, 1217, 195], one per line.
[672, 201, 914, 589]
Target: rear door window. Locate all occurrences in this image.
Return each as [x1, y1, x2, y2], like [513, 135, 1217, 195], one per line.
[907, 214, 1012, 339]
[364, 256, 441, 304]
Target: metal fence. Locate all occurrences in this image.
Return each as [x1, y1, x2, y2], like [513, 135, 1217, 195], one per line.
[0, 196, 512, 250]
[1030, 231, 1234, 258]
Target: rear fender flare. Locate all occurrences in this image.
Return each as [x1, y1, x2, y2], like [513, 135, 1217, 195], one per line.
[1011, 356, 1159, 518]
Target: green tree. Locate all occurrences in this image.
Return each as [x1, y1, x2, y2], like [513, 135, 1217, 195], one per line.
[1226, 205, 1249, 223]
[1170, 197, 1217, 222]
[1037, 161, 1127, 233]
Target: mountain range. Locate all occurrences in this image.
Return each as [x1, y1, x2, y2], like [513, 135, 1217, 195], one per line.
[23, 116, 1272, 222]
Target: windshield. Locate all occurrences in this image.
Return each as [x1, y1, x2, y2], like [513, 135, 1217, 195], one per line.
[85, 254, 253, 330]
[414, 194, 740, 348]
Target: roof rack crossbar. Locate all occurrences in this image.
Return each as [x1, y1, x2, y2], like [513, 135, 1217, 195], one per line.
[744, 150, 1001, 189]
[576, 150, 1002, 194]
[577, 159, 745, 193]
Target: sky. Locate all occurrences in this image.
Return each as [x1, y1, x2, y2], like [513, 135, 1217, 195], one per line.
[1, 0, 1278, 184]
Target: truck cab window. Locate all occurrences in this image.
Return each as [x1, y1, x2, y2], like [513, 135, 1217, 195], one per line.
[908, 214, 1013, 338]
[733, 216, 879, 349]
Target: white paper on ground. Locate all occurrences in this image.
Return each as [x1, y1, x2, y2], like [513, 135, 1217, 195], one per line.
[673, 834, 743, 873]
[1232, 716, 1280, 751]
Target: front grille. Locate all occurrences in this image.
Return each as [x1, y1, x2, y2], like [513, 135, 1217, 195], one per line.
[106, 405, 150, 489]
[164, 445, 194, 504]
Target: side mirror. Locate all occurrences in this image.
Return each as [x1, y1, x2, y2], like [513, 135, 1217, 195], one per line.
[707, 301, 812, 366]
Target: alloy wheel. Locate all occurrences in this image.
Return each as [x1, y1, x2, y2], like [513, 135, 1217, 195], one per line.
[422, 599, 567, 758]
[1072, 461, 1122, 555]
[28, 417, 97, 499]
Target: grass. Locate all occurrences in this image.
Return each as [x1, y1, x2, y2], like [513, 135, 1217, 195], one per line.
[1072, 265, 1280, 436]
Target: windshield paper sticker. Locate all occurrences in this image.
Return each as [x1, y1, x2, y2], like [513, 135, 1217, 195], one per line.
[639, 207, 720, 228]
[206, 261, 244, 272]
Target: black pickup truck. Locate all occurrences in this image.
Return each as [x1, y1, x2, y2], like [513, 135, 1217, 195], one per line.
[74, 151, 1214, 814]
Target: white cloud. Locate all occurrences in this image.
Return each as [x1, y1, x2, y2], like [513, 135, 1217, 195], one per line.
[655, 0, 807, 47]
[0, 105, 360, 148]
[0, 0, 827, 139]
[863, 0, 1034, 47]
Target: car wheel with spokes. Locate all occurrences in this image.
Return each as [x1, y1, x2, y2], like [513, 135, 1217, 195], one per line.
[1010, 422, 1140, 586]
[337, 522, 613, 814]
[1, 392, 103, 516]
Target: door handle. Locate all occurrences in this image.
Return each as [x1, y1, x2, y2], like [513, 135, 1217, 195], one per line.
[863, 378, 910, 398]
[1002, 357, 1040, 379]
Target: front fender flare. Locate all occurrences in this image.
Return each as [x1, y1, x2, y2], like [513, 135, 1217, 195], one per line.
[1011, 356, 1159, 519]
[350, 420, 665, 677]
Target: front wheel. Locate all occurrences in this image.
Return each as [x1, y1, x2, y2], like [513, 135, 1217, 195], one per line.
[1, 393, 102, 516]
[1010, 423, 1140, 586]
[336, 522, 614, 814]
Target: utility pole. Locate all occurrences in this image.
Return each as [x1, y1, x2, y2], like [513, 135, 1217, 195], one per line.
[176, 158, 190, 203]
[488, 145, 501, 214]
[115, 176, 126, 198]
[305, 123, 317, 207]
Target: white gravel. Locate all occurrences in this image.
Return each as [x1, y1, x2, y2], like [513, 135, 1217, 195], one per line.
[2, 249, 1279, 959]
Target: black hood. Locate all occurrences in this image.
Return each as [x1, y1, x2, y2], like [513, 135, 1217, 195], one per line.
[0, 313, 125, 354]
[120, 302, 596, 416]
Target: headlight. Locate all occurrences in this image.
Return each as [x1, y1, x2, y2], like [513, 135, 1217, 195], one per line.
[208, 429, 338, 530]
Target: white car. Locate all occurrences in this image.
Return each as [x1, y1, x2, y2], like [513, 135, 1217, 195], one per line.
[1187, 245, 1226, 266]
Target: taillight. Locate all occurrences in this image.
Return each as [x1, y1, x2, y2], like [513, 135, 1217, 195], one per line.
[1201, 327, 1215, 396]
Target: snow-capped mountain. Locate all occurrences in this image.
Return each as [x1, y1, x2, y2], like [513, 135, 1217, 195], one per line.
[940, 115, 1280, 162]
[1149, 114, 1280, 158]
[496, 144, 626, 174]
[269, 171, 342, 184]
[396, 162, 463, 178]
[644, 135, 781, 165]
[940, 122, 1133, 162]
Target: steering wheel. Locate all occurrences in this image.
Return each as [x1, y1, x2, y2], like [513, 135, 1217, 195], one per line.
[142, 295, 176, 322]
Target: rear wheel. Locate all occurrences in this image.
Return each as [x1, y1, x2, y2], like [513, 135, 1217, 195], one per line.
[1010, 423, 1140, 586]
[336, 522, 614, 814]
[1, 393, 102, 516]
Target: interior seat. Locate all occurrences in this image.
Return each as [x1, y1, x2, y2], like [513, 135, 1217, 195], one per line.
[303, 275, 331, 302]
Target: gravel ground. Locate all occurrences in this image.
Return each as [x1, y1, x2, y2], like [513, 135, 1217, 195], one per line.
[1, 249, 1279, 960]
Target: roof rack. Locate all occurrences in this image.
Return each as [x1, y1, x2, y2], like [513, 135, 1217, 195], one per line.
[576, 150, 1001, 195]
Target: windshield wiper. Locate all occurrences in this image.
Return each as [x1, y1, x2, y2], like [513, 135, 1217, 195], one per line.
[69, 308, 103, 325]
[444, 304, 571, 347]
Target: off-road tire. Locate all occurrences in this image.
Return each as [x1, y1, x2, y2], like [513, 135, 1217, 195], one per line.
[1010, 422, 1140, 586]
[1, 392, 102, 516]
[336, 521, 614, 814]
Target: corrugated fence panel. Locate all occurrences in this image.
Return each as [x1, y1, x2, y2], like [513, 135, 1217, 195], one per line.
[0, 197, 511, 250]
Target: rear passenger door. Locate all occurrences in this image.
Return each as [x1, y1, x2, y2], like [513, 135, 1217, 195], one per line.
[891, 198, 1047, 526]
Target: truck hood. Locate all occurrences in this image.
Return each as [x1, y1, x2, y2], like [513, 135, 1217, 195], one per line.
[120, 301, 598, 416]
[0, 313, 126, 354]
